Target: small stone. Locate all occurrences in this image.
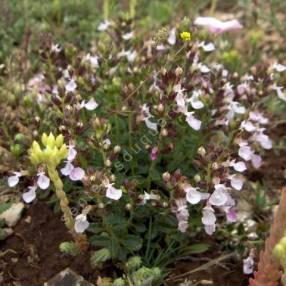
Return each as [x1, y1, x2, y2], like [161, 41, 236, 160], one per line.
[44, 268, 94, 286]
[25, 216, 32, 224]
[1, 228, 13, 240]
[0, 203, 24, 227]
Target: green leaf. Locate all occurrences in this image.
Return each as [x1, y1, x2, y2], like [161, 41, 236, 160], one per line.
[90, 233, 110, 247]
[0, 203, 12, 215]
[88, 223, 103, 234]
[122, 235, 143, 252]
[90, 248, 111, 267]
[185, 243, 210, 254]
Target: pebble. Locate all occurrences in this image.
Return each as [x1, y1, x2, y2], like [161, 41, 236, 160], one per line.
[0, 203, 24, 227]
[44, 268, 94, 286]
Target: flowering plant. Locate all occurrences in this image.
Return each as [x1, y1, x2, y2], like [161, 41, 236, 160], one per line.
[5, 14, 285, 281]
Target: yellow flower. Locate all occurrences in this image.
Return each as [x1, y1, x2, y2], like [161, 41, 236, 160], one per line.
[180, 31, 191, 41]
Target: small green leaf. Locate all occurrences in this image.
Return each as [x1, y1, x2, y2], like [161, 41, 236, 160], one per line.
[90, 248, 111, 267]
[90, 233, 110, 247]
[186, 243, 210, 254]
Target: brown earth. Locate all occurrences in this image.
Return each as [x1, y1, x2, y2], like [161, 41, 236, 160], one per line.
[0, 202, 102, 286]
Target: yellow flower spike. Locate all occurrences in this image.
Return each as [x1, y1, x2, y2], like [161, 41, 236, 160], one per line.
[41, 133, 48, 146]
[55, 134, 64, 148]
[47, 133, 56, 148]
[180, 31, 191, 41]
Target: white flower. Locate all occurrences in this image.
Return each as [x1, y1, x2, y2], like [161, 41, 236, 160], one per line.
[243, 255, 255, 275]
[81, 98, 98, 111]
[156, 44, 165, 51]
[228, 174, 244, 191]
[198, 41, 215, 52]
[209, 184, 228, 206]
[196, 63, 211, 73]
[122, 31, 134, 40]
[240, 120, 256, 132]
[69, 167, 85, 181]
[65, 79, 77, 93]
[186, 187, 209, 204]
[61, 162, 85, 181]
[84, 53, 99, 68]
[238, 144, 253, 161]
[67, 145, 77, 161]
[204, 224, 216, 235]
[106, 183, 122, 200]
[272, 84, 286, 101]
[74, 214, 90, 233]
[139, 192, 160, 204]
[189, 90, 204, 109]
[251, 154, 262, 169]
[167, 28, 176, 45]
[97, 20, 110, 31]
[37, 172, 50, 190]
[186, 113, 202, 131]
[194, 17, 242, 34]
[8, 172, 22, 187]
[22, 186, 37, 203]
[61, 161, 74, 176]
[272, 63, 286, 73]
[252, 132, 272, 150]
[249, 111, 269, 125]
[142, 104, 158, 132]
[126, 50, 137, 63]
[230, 101, 246, 115]
[202, 206, 216, 235]
[230, 160, 247, 172]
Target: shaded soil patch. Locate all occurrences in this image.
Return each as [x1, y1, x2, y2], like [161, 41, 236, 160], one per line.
[0, 202, 101, 286]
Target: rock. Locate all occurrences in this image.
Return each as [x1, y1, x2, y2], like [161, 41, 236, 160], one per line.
[0, 202, 24, 227]
[0, 228, 13, 240]
[44, 268, 94, 286]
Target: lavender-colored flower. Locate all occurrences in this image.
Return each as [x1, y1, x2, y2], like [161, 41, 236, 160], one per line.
[194, 17, 243, 34]
[105, 183, 122, 200]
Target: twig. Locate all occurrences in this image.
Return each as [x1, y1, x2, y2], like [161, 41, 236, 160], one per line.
[165, 252, 235, 282]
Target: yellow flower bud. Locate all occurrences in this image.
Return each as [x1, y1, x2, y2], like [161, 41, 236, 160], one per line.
[55, 134, 64, 148]
[273, 243, 285, 261]
[43, 146, 53, 162]
[58, 144, 68, 160]
[41, 133, 48, 146]
[47, 133, 56, 148]
[30, 153, 41, 165]
[280, 237, 286, 249]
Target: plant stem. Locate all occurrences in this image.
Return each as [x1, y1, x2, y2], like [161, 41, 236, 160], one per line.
[47, 165, 88, 251]
[130, 0, 137, 19]
[103, 0, 109, 20]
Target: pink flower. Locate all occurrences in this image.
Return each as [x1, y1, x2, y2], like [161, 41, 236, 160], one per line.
[105, 183, 122, 200]
[194, 16, 243, 34]
[150, 147, 158, 161]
